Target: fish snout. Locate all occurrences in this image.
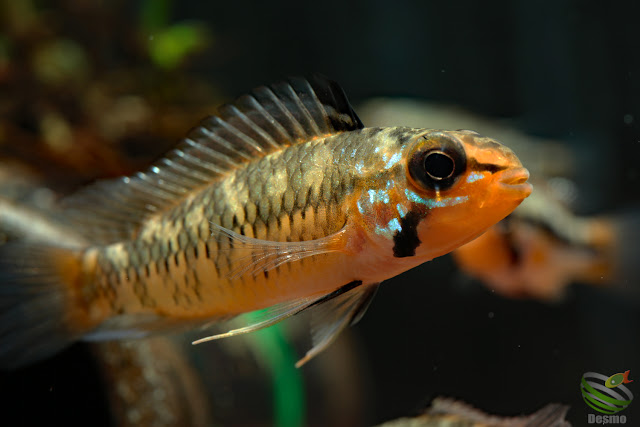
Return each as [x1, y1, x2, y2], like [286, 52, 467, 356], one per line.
[496, 167, 533, 198]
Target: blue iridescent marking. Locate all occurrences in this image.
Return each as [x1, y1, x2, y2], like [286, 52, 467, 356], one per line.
[466, 172, 484, 183]
[355, 161, 365, 174]
[404, 189, 426, 204]
[387, 218, 402, 233]
[368, 189, 390, 204]
[357, 199, 366, 214]
[396, 203, 408, 217]
[375, 217, 403, 237]
[404, 189, 468, 208]
[384, 152, 402, 169]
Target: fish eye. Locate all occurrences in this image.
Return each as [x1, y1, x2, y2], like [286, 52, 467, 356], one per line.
[423, 151, 455, 180]
[408, 133, 466, 192]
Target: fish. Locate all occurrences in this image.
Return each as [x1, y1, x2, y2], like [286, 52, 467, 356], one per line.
[452, 182, 640, 301]
[376, 397, 571, 427]
[0, 75, 531, 369]
[95, 337, 212, 427]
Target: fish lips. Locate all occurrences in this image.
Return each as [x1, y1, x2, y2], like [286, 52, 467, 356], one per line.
[496, 167, 533, 199]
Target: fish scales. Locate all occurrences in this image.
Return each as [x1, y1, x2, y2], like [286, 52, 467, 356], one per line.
[94, 130, 383, 318]
[0, 76, 532, 368]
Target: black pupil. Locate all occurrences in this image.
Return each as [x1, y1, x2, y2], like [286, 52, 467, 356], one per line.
[424, 152, 454, 180]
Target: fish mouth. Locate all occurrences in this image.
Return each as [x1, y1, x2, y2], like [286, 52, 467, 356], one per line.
[496, 167, 533, 198]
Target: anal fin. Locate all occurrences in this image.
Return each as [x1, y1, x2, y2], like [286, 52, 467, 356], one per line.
[191, 294, 326, 345]
[296, 282, 379, 368]
[191, 280, 379, 369]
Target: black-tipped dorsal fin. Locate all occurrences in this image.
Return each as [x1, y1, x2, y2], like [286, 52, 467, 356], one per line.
[62, 75, 363, 245]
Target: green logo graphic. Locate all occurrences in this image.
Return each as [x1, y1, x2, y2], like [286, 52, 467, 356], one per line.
[581, 371, 634, 415]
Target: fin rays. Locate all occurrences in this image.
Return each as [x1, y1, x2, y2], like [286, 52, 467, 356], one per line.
[63, 75, 362, 245]
[191, 280, 379, 368]
[210, 222, 347, 279]
[192, 294, 324, 345]
[296, 283, 378, 367]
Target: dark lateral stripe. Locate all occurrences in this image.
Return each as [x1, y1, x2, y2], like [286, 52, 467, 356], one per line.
[469, 160, 508, 174]
[393, 210, 423, 257]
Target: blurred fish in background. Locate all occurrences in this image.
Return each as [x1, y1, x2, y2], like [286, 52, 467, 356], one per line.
[359, 99, 640, 302]
[377, 397, 570, 427]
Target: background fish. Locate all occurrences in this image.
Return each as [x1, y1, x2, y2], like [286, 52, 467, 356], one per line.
[0, 76, 531, 369]
[452, 185, 640, 301]
[376, 397, 570, 427]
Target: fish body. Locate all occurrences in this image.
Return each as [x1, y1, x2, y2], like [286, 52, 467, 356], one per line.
[0, 76, 531, 368]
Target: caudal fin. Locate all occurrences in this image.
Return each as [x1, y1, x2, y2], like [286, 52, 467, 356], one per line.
[596, 210, 640, 299]
[0, 243, 102, 369]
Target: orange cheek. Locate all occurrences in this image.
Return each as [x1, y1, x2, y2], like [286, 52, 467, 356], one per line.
[414, 184, 521, 259]
[417, 212, 498, 258]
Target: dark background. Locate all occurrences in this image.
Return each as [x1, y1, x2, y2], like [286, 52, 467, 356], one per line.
[2, 1, 639, 426]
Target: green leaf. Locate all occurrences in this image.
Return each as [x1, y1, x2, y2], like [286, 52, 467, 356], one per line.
[147, 22, 210, 70]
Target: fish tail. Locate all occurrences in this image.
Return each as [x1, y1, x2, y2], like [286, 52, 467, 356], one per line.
[608, 210, 640, 298]
[0, 243, 105, 369]
[583, 209, 640, 298]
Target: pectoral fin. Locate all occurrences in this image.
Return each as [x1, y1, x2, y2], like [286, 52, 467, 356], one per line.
[210, 222, 349, 279]
[296, 282, 379, 368]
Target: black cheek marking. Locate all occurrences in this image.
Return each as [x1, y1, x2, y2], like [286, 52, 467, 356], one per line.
[393, 210, 423, 257]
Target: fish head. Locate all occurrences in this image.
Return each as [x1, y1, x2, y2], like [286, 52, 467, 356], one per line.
[354, 128, 532, 265]
[403, 129, 532, 259]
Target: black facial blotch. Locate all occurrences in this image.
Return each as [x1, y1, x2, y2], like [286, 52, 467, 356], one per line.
[392, 210, 423, 257]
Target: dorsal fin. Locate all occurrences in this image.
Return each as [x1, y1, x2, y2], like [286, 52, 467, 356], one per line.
[62, 75, 363, 245]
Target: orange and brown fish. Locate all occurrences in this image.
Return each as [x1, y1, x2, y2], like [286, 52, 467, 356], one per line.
[0, 75, 532, 368]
